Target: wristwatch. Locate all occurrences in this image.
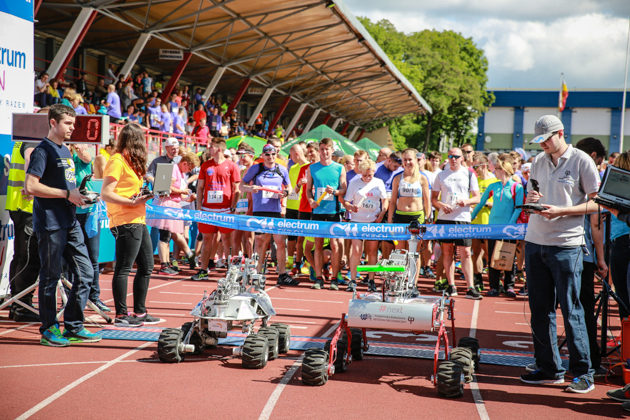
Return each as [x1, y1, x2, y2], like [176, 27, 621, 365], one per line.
[66, 190, 70, 200]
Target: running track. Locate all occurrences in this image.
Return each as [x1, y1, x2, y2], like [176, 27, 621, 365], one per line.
[0, 266, 626, 419]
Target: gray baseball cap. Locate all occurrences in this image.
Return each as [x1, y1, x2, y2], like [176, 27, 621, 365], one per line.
[529, 115, 564, 144]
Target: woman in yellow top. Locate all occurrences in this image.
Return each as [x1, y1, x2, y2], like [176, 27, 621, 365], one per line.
[470, 152, 497, 291]
[101, 123, 157, 328]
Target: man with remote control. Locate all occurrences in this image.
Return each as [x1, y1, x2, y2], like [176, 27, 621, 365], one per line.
[520, 115, 600, 393]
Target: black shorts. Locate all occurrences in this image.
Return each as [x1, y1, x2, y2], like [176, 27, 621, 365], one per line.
[253, 211, 281, 236]
[392, 211, 425, 225]
[286, 209, 299, 240]
[298, 211, 312, 220]
[310, 213, 340, 222]
[436, 220, 472, 247]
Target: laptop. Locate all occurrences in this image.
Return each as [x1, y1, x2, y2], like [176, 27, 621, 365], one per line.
[594, 165, 630, 212]
[153, 163, 174, 196]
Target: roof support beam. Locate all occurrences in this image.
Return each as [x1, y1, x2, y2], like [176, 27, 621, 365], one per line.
[247, 88, 274, 127]
[119, 32, 151, 80]
[226, 78, 251, 117]
[321, 114, 332, 126]
[303, 109, 322, 133]
[331, 118, 342, 131]
[340, 122, 350, 135]
[286, 103, 308, 139]
[161, 52, 192, 101]
[267, 96, 291, 137]
[202, 66, 227, 102]
[47, 7, 98, 80]
[348, 126, 359, 141]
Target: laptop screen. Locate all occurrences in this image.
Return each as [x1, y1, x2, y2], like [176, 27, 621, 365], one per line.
[153, 163, 174, 194]
[601, 166, 630, 203]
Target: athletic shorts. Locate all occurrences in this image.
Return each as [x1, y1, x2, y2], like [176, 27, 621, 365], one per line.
[310, 213, 340, 222]
[436, 220, 472, 247]
[286, 208, 299, 241]
[392, 211, 425, 225]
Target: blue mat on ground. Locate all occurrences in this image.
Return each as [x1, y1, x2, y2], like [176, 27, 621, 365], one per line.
[96, 326, 563, 368]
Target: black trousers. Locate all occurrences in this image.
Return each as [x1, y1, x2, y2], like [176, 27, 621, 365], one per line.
[8, 210, 40, 303]
[110, 223, 154, 316]
[580, 261, 600, 369]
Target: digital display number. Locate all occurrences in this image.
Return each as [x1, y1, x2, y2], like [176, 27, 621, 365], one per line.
[70, 116, 104, 143]
[11, 113, 109, 144]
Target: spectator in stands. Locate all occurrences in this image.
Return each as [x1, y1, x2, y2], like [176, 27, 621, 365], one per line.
[101, 123, 158, 327]
[141, 72, 152, 96]
[102, 84, 122, 123]
[305, 138, 347, 290]
[48, 79, 61, 104]
[194, 88, 203, 107]
[209, 108, 221, 137]
[160, 103, 173, 133]
[71, 93, 88, 115]
[25, 104, 102, 346]
[431, 147, 482, 299]
[94, 78, 108, 104]
[173, 107, 187, 136]
[76, 71, 87, 95]
[147, 97, 162, 130]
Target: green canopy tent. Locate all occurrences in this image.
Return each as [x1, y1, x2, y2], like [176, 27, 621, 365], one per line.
[281, 124, 362, 156]
[226, 135, 287, 157]
[356, 137, 381, 161]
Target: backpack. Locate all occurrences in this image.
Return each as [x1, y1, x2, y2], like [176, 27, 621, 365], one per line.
[511, 181, 529, 224]
[254, 162, 283, 182]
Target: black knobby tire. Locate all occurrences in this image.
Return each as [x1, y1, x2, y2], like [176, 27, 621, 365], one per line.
[270, 323, 291, 353]
[242, 334, 269, 369]
[301, 349, 329, 386]
[437, 361, 464, 398]
[457, 337, 480, 371]
[181, 321, 204, 355]
[258, 327, 280, 360]
[324, 338, 348, 373]
[350, 328, 364, 361]
[450, 347, 474, 383]
[157, 328, 184, 363]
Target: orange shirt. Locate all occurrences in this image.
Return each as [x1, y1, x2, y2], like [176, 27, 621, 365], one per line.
[103, 153, 146, 227]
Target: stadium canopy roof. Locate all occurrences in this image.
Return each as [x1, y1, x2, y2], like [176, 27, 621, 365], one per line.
[37, 0, 431, 128]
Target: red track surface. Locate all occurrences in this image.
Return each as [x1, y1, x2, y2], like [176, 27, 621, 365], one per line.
[1, 265, 626, 419]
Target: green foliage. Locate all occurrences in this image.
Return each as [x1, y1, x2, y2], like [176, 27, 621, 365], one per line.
[359, 18, 494, 151]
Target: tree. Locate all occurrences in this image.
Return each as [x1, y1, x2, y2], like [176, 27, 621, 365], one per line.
[359, 18, 494, 151]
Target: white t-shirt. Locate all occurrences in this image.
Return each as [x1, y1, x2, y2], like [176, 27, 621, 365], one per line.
[432, 166, 479, 222]
[345, 176, 387, 223]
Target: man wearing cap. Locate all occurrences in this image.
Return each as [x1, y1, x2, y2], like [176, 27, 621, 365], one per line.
[192, 138, 241, 280]
[520, 115, 600, 394]
[242, 144, 297, 286]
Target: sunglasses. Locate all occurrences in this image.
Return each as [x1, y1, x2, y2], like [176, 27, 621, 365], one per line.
[264, 152, 276, 156]
[463, 150, 473, 154]
[448, 155, 461, 159]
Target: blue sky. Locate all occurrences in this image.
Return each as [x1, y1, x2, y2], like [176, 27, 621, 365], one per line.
[344, 0, 630, 90]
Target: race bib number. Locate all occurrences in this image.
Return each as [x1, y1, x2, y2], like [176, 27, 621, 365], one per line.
[262, 189, 279, 199]
[206, 190, 224, 203]
[287, 191, 299, 201]
[235, 198, 248, 213]
[361, 199, 377, 210]
[317, 187, 333, 201]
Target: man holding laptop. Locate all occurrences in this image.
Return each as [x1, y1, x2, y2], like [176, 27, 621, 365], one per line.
[520, 115, 600, 394]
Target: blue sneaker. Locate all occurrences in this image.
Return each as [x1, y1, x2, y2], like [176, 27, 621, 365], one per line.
[63, 327, 102, 343]
[309, 266, 318, 283]
[41, 325, 70, 347]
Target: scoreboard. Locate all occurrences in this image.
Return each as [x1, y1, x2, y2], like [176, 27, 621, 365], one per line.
[11, 113, 110, 144]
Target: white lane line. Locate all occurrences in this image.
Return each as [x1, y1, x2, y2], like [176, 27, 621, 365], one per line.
[468, 300, 490, 420]
[272, 297, 344, 304]
[286, 325, 307, 330]
[0, 322, 38, 336]
[515, 323, 529, 326]
[272, 320, 317, 325]
[159, 291, 202, 295]
[0, 359, 138, 369]
[496, 311, 530, 315]
[258, 321, 340, 420]
[17, 341, 153, 419]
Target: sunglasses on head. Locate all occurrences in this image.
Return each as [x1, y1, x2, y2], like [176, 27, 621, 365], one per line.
[448, 155, 461, 159]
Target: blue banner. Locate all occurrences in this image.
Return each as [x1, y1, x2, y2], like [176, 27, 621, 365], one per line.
[142, 204, 527, 241]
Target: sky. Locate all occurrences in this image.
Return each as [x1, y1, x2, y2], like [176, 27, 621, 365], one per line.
[343, 0, 630, 90]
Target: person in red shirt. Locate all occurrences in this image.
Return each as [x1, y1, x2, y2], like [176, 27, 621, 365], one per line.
[192, 138, 241, 281]
[193, 103, 207, 129]
[194, 117, 210, 146]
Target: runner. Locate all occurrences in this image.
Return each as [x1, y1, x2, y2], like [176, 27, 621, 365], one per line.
[192, 138, 241, 281]
[305, 138, 347, 290]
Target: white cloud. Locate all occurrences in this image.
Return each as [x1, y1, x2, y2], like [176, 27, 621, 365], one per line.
[347, 6, 630, 89]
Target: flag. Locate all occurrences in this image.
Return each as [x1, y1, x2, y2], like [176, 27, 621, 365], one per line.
[558, 81, 569, 112]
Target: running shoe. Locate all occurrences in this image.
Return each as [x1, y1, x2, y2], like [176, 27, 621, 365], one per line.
[94, 299, 111, 312]
[135, 313, 162, 325]
[445, 284, 458, 297]
[346, 281, 357, 292]
[433, 278, 447, 292]
[278, 273, 300, 286]
[505, 288, 517, 298]
[216, 259, 227, 268]
[566, 377, 594, 394]
[424, 266, 436, 279]
[309, 266, 318, 283]
[487, 289, 500, 297]
[158, 264, 178, 276]
[330, 281, 339, 291]
[367, 279, 377, 293]
[170, 259, 180, 272]
[63, 327, 102, 343]
[191, 269, 209, 281]
[114, 314, 144, 327]
[311, 278, 324, 290]
[188, 253, 197, 270]
[41, 324, 70, 347]
[520, 370, 564, 385]
[335, 273, 347, 286]
[466, 287, 482, 300]
[606, 383, 630, 402]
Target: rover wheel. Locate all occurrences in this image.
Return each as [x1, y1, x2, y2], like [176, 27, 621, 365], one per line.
[457, 337, 480, 371]
[258, 327, 280, 360]
[181, 321, 204, 355]
[242, 334, 269, 369]
[350, 328, 364, 361]
[270, 323, 291, 353]
[325, 338, 348, 373]
[450, 347, 474, 383]
[301, 349, 329, 386]
[157, 328, 184, 363]
[436, 361, 464, 398]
